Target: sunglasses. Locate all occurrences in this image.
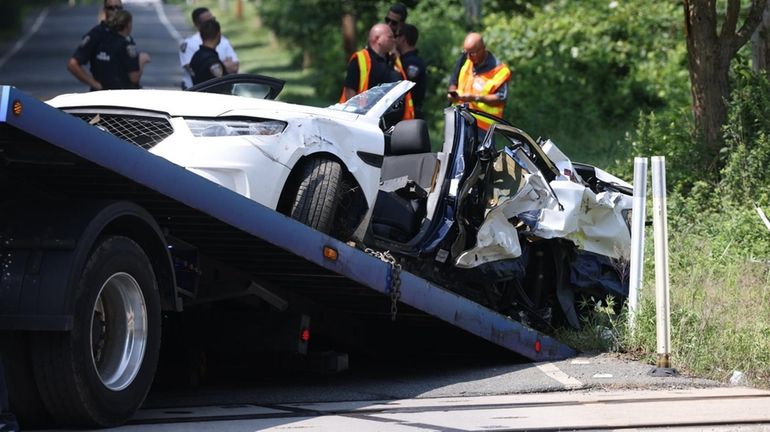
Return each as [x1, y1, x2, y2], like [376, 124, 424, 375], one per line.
[384, 17, 400, 25]
[105, 5, 123, 10]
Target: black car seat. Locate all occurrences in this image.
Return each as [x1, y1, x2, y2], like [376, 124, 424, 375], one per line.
[372, 120, 439, 242]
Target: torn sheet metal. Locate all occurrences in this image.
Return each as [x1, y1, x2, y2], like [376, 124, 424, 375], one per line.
[455, 150, 556, 268]
[455, 141, 632, 269]
[535, 181, 631, 259]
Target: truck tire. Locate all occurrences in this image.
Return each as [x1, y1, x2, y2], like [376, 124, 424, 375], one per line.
[30, 235, 161, 428]
[0, 333, 52, 428]
[290, 157, 342, 234]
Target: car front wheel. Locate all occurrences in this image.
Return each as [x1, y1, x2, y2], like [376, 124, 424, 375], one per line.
[290, 157, 343, 235]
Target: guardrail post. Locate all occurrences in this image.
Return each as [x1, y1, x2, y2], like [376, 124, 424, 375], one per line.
[650, 156, 676, 376]
[628, 157, 648, 332]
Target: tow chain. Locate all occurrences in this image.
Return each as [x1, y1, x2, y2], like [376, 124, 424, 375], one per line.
[365, 248, 402, 321]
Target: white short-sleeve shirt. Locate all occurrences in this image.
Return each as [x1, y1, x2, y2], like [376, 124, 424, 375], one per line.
[179, 33, 239, 88]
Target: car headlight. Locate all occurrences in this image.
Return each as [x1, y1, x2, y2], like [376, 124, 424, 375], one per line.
[185, 118, 286, 137]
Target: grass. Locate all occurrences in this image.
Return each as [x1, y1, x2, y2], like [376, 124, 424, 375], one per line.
[184, 0, 326, 106]
[561, 227, 770, 389]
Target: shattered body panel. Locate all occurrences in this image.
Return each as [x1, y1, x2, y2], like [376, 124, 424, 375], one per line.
[367, 109, 634, 330]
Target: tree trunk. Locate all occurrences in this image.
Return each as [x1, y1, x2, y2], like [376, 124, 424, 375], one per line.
[683, 0, 769, 168]
[342, 13, 356, 60]
[752, 5, 770, 72]
[235, 0, 243, 20]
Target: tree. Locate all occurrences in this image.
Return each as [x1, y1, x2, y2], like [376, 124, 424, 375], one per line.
[751, 4, 770, 72]
[683, 0, 768, 167]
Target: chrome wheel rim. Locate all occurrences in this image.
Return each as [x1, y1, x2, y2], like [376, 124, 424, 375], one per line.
[90, 272, 148, 391]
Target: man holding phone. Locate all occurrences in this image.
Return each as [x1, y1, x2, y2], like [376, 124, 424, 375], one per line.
[447, 32, 511, 131]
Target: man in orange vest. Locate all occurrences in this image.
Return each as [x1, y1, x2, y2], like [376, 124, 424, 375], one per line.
[340, 23, 414, 120]
[447, 32, 511, 131]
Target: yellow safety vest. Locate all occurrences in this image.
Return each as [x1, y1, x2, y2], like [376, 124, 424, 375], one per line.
[456, 58, 511, 130]
[339, 49, 415, 120]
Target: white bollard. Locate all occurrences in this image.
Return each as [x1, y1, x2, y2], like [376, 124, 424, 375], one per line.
[628, 157, 648, 331]
[651, 156, 671, 369]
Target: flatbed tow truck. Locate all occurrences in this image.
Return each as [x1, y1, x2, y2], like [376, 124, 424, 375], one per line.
[0, 86, 576, 428]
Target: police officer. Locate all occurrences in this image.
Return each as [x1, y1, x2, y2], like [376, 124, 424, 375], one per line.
[179, 7, 239, 89]
[189, 19, 227, 85]
[67, 0, 124, 91]
[396, 24, 427, 119]
[92, 9, 147, 89]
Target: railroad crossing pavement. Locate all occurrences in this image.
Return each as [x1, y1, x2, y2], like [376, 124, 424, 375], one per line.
[38, 353, 753, 431]
[41, 386, 770, 431]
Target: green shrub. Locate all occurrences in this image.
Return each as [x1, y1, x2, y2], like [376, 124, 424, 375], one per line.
[482, 0, 688, 159]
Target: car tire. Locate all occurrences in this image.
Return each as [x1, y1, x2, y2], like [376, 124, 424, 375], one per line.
[30, 235, 161, 428]
[290, 157, 343, 234]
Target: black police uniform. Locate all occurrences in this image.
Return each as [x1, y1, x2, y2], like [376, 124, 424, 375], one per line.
[343, 46, 402, 92]
[0, 359, 18, 432]
[400, 50, 427, 119]
[190, 45, 226, 85]
[92, 32, 141, 90]
[72, 22, 113, 90]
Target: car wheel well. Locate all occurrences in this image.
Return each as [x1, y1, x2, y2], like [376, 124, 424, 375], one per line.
[278, 153, 368, 240]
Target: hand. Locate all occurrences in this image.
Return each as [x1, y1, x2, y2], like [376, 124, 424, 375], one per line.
[139, 52, 151, 65]
[223, 58, 239, 73]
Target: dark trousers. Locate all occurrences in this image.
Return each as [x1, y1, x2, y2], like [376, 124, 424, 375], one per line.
[0, 359, 7, 413]
[0, 357, 17, 431]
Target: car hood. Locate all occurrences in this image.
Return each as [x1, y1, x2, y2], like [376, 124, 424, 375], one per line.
[47, 89, 359, 122]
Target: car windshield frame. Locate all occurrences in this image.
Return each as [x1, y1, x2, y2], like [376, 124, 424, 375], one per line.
[328, 82, 403, 115]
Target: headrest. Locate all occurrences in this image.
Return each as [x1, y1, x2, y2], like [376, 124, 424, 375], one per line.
[387, 119, 430, 155]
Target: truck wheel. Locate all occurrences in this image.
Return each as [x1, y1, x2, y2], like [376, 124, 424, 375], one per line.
[290, 157, 342, 234]
[30, 236, 161, 428]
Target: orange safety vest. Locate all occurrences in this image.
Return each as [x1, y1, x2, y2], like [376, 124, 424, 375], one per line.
[339, 49, 415, 120]
[456, 57, 511, 130]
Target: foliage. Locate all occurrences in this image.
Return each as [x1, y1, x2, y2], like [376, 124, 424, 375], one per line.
[616, 62, 770, 387]
[482, 0, 689, 163]
[555, 295, 626, 353]
[257, 0, 411, 102]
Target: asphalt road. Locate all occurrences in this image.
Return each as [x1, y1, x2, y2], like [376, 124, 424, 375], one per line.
[0, 0, 190, 100]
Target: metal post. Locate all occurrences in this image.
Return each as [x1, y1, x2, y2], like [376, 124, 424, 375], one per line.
[651, 156, 674, 373]
[628, 157, 648, 331]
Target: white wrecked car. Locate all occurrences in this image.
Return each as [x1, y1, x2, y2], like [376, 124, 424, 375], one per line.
[48, 74, 632, 329]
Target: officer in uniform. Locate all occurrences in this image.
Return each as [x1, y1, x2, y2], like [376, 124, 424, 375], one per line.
[396, 24, 427, 119]
[340, 23, 414, 121]
[179, 7, 238, 89]
[67, 0, 124, 91]
[92, 9, 144, 90]
[189, 20, 227, 85]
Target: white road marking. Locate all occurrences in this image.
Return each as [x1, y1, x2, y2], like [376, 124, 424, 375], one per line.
[0, 8, 49, 70]
[153, 0, 182, 42]
[536, 362, 583, 389]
